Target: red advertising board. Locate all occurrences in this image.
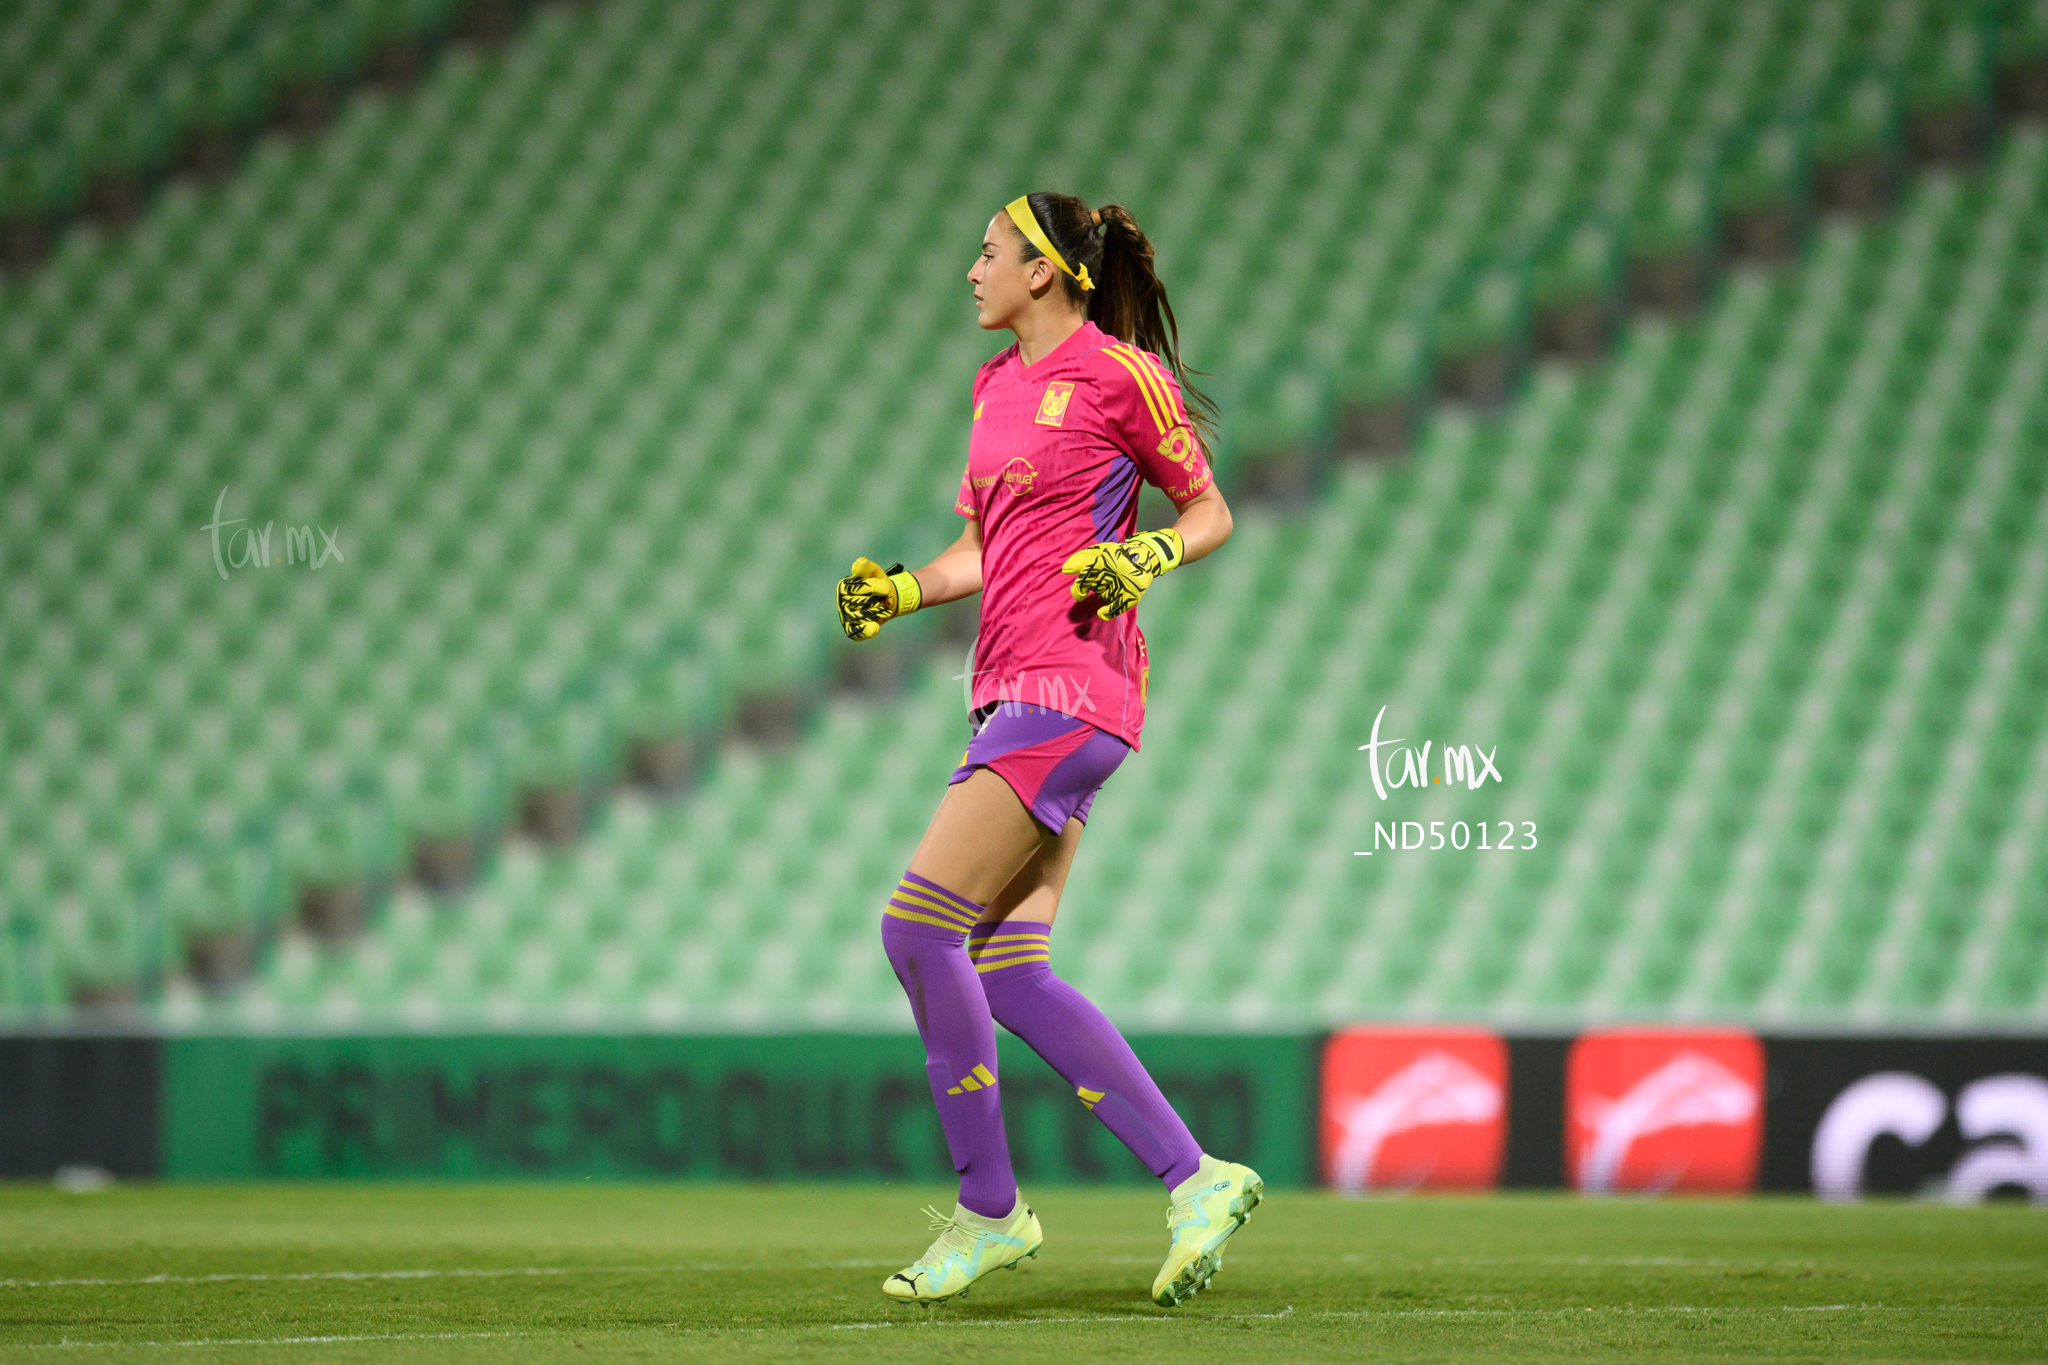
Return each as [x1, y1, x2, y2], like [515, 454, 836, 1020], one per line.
[1565, 1029, 1764, 1193]
[1320, 1027, 1506, 1192]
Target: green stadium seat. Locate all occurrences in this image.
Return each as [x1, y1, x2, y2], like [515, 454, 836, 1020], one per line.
[2, 0, 2044, 1030]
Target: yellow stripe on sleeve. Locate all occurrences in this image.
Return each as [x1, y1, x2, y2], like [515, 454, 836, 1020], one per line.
[1118, 344, 1178, 426]
[1119, 344, 1182, 433]
[1113, 344, 1176, 432]
[1141, 351, 1187, 425]
[1104, 346, 1170, 434]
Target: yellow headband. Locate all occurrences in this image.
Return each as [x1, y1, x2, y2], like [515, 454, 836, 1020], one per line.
[1005, 195, 1093, 292]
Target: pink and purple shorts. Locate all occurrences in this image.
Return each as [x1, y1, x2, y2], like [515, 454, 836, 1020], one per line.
[948, 702, 1131, 834]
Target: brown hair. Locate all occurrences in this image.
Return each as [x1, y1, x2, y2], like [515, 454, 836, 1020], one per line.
[1011, 192, 1218, 447]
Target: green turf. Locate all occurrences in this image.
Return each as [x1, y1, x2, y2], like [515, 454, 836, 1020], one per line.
[0, 1184, 2042, 1363]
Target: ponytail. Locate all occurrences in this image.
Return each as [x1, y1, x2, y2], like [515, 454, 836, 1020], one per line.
[1012, 192, 1219, 449]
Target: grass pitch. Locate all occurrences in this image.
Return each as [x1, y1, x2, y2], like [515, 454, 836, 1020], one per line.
[1, 1183, 2042, 1363]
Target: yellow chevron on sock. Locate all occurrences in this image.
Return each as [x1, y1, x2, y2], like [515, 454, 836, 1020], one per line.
[1077, 1086, 1105, 1110]
[946, 1064, 998, 1095]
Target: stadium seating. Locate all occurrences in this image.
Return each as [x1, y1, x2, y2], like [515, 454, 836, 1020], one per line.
[232, 125, 2039, 1035]
[0, 0, 522, 267]
[2, 0, 2043, 1027]
[240, 123, 2048, 1033]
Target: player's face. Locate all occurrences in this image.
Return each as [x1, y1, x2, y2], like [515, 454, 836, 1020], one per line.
[969, 215, 1044, 332]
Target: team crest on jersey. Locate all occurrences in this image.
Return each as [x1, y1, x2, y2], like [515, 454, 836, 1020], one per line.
[1035, 381, 1076, 427]
[1158, 423, 1201, 471]
[1001, 457, 1038, 496]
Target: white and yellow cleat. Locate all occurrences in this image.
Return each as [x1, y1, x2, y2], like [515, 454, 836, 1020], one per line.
[1152, 1154, 1264, 1307]
[881, 1197, 1043, 1306]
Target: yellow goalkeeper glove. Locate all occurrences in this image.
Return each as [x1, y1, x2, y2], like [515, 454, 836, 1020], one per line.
[1060, 528, 1185, 620]
[837, 555, 923, 641]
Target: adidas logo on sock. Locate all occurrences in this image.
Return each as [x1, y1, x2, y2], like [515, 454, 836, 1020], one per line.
[1077, 1086, 1106, 1110]
[946, 1064, 998, 1095]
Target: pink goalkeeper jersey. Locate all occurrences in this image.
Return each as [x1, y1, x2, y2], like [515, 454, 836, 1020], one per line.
[954, 320, 1214, 753]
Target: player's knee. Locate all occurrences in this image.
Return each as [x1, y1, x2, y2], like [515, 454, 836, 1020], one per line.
[881, 871, 979, 947]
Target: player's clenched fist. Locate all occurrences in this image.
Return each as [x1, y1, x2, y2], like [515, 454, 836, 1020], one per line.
[837, 556, 923, 641]
[1060, 527, 1185, 620]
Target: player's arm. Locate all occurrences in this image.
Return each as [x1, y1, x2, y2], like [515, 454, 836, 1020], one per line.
[837, 519, 983, 641]
[909, 516, 984, 606]
[1165, 480, 1231, 565]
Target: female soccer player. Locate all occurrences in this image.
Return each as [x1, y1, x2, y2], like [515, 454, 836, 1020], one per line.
[835, 193, 1259, 1309]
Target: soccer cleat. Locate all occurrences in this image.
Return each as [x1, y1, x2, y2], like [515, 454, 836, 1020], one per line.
[1151, 1154, 1263, 1307]
[881, 1198, 1043, 1305]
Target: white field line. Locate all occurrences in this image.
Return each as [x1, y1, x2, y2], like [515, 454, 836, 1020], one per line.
[13, 1333, 518, 1350]
[0, 1260, 901, 1289]
[26, 1254, 2029, 1292]
[3, 1256, 1777, 1289]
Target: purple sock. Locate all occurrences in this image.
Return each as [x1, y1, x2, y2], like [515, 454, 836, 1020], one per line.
[972, 918, 1205, 1191]
[882, 872, 1017, 1219]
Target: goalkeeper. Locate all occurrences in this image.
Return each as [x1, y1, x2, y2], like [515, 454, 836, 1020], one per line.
[838, 192, 1256, 1312]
